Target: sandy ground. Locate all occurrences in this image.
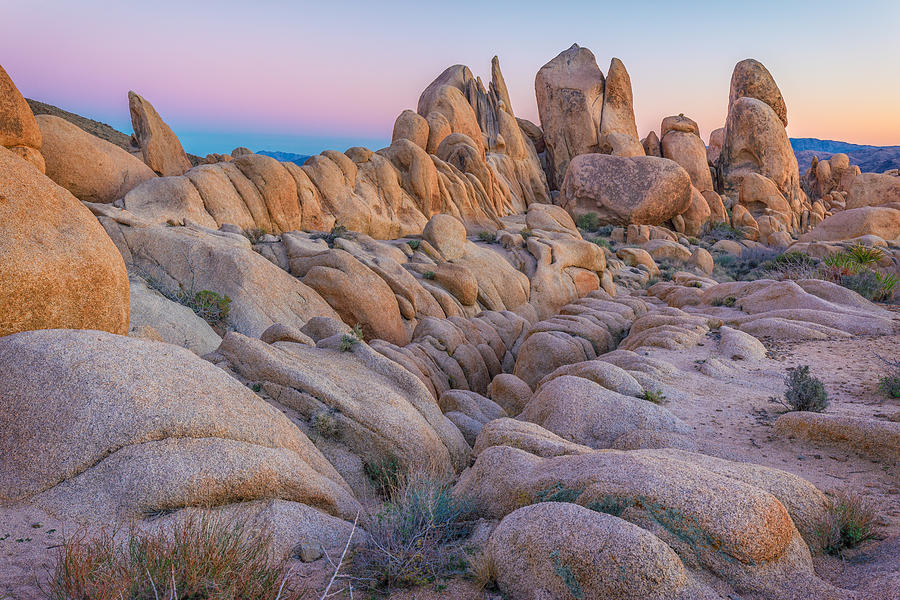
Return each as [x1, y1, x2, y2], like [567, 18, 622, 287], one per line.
[3, 322, 898, 599]
[636, 322, 900, 600]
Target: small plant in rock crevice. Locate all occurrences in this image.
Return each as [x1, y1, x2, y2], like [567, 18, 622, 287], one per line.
[639, 389, 666, 404]
[243, 226, 269, 244]
[407, 239, 420, 250]
[772, 365, 829, 412]
[876, 353, 900, 398]
[534, 483, 583, 504]
[423, 270, 436, 280]
[312, 409, 340, 439]
[340, 323, 364, 352]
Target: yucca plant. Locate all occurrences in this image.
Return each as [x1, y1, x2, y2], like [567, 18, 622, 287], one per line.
[845, 243, 885, 267]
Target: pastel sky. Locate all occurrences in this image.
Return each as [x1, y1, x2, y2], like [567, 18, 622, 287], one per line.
[2, 0, 898, 156]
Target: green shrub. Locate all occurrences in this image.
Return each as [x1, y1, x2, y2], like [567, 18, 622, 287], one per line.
[423, 270, 436, 280]
[574, 212, 600, 231]
[639, 389, 666, 404]
[773, 365, 829, 412]
[407, 239, 421, 250]
[816, 489, 878, 555]
[350, 475, 472, 590]
[364, 456, 404, 498]
[47, 517, 298, 600]
[340, 334, 359, 352]
[587, 236, 611, 250]
[520, 227, 533, 240]
[876, 354, 900, 398]
[840, 270, 898, 302]
[477, 231, 497, 244]
[189, 290, 232, 326]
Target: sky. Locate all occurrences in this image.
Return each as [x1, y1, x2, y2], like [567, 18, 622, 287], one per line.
[2, 0, 899, 156]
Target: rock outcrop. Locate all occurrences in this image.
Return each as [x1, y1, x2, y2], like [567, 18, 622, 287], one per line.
[534, 44, 605, 189]
[0, 330, 360, 523]
[718, 59, 808, 241]
[128, 91, 192, 176]
[0, 64, 44, 172]
[559, 154, 692, 226]
[0, 146, 129, 337]
[37, 114, 155, 203]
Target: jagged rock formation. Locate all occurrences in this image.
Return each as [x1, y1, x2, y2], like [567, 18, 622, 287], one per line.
[0, 64, 44, 172]
[535, 45, 645, 189]
[112, 58, 549, 238]
[0, 146, 129, 337]
[718, 59, 811, 243]
[128, 91, 193, 176]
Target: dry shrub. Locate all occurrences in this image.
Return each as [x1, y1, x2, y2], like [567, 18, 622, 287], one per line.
[46, 516, 299, 600]
[816, 489, 879, 555]
[350, 472, 472, 591]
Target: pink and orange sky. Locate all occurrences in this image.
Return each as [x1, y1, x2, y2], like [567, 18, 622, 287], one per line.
[2, 0, 899, 156]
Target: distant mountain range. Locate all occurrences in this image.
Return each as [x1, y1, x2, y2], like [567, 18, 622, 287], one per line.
[790, 138, 900, 174]
[257, 150, 312, 165]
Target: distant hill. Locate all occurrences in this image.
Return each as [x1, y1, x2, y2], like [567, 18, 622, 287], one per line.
[27, 98, 133, 151]
[790, 137, 900, 174]
[257, 150, 312, 165]
[26, 98, 205, 166]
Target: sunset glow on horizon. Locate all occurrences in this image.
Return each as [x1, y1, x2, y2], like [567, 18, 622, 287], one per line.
[2, 0, 898, 156]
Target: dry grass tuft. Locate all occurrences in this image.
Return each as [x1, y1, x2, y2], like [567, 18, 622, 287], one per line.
[46, 516, 300, 599]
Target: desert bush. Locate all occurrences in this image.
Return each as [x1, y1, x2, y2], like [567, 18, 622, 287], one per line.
[312, 409, 340, 439]
[520, 227, 533, 240]
[820, 245, 897, 301]
[816, 489, 878, 555]
[586, 235, 611, 250]
[712, 247, 782, 281]
[876, 353, 900, 398]
[711, 295, 737, 307]
[188, 290, 232, 325]
[407, 239, 420, 250]
[350, 475, 472, 590]
[639, 389, 666, 404]
[773, 365, 829, 412]
[840, 270, 898, 302]
[364, 456, 404, 498]
[46, 517, 298, 600]
[574, 212, 600, 231]
[423, 270, 435, 280]
[312, 223, 352, 247]
[704, 221, 745, 242]
[845, 243, 885, 267]
[758, 251, 820, 280]
[477, 231, 497, 244]
[243, 227, 269, 244]
[586, 495, 634, 517]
